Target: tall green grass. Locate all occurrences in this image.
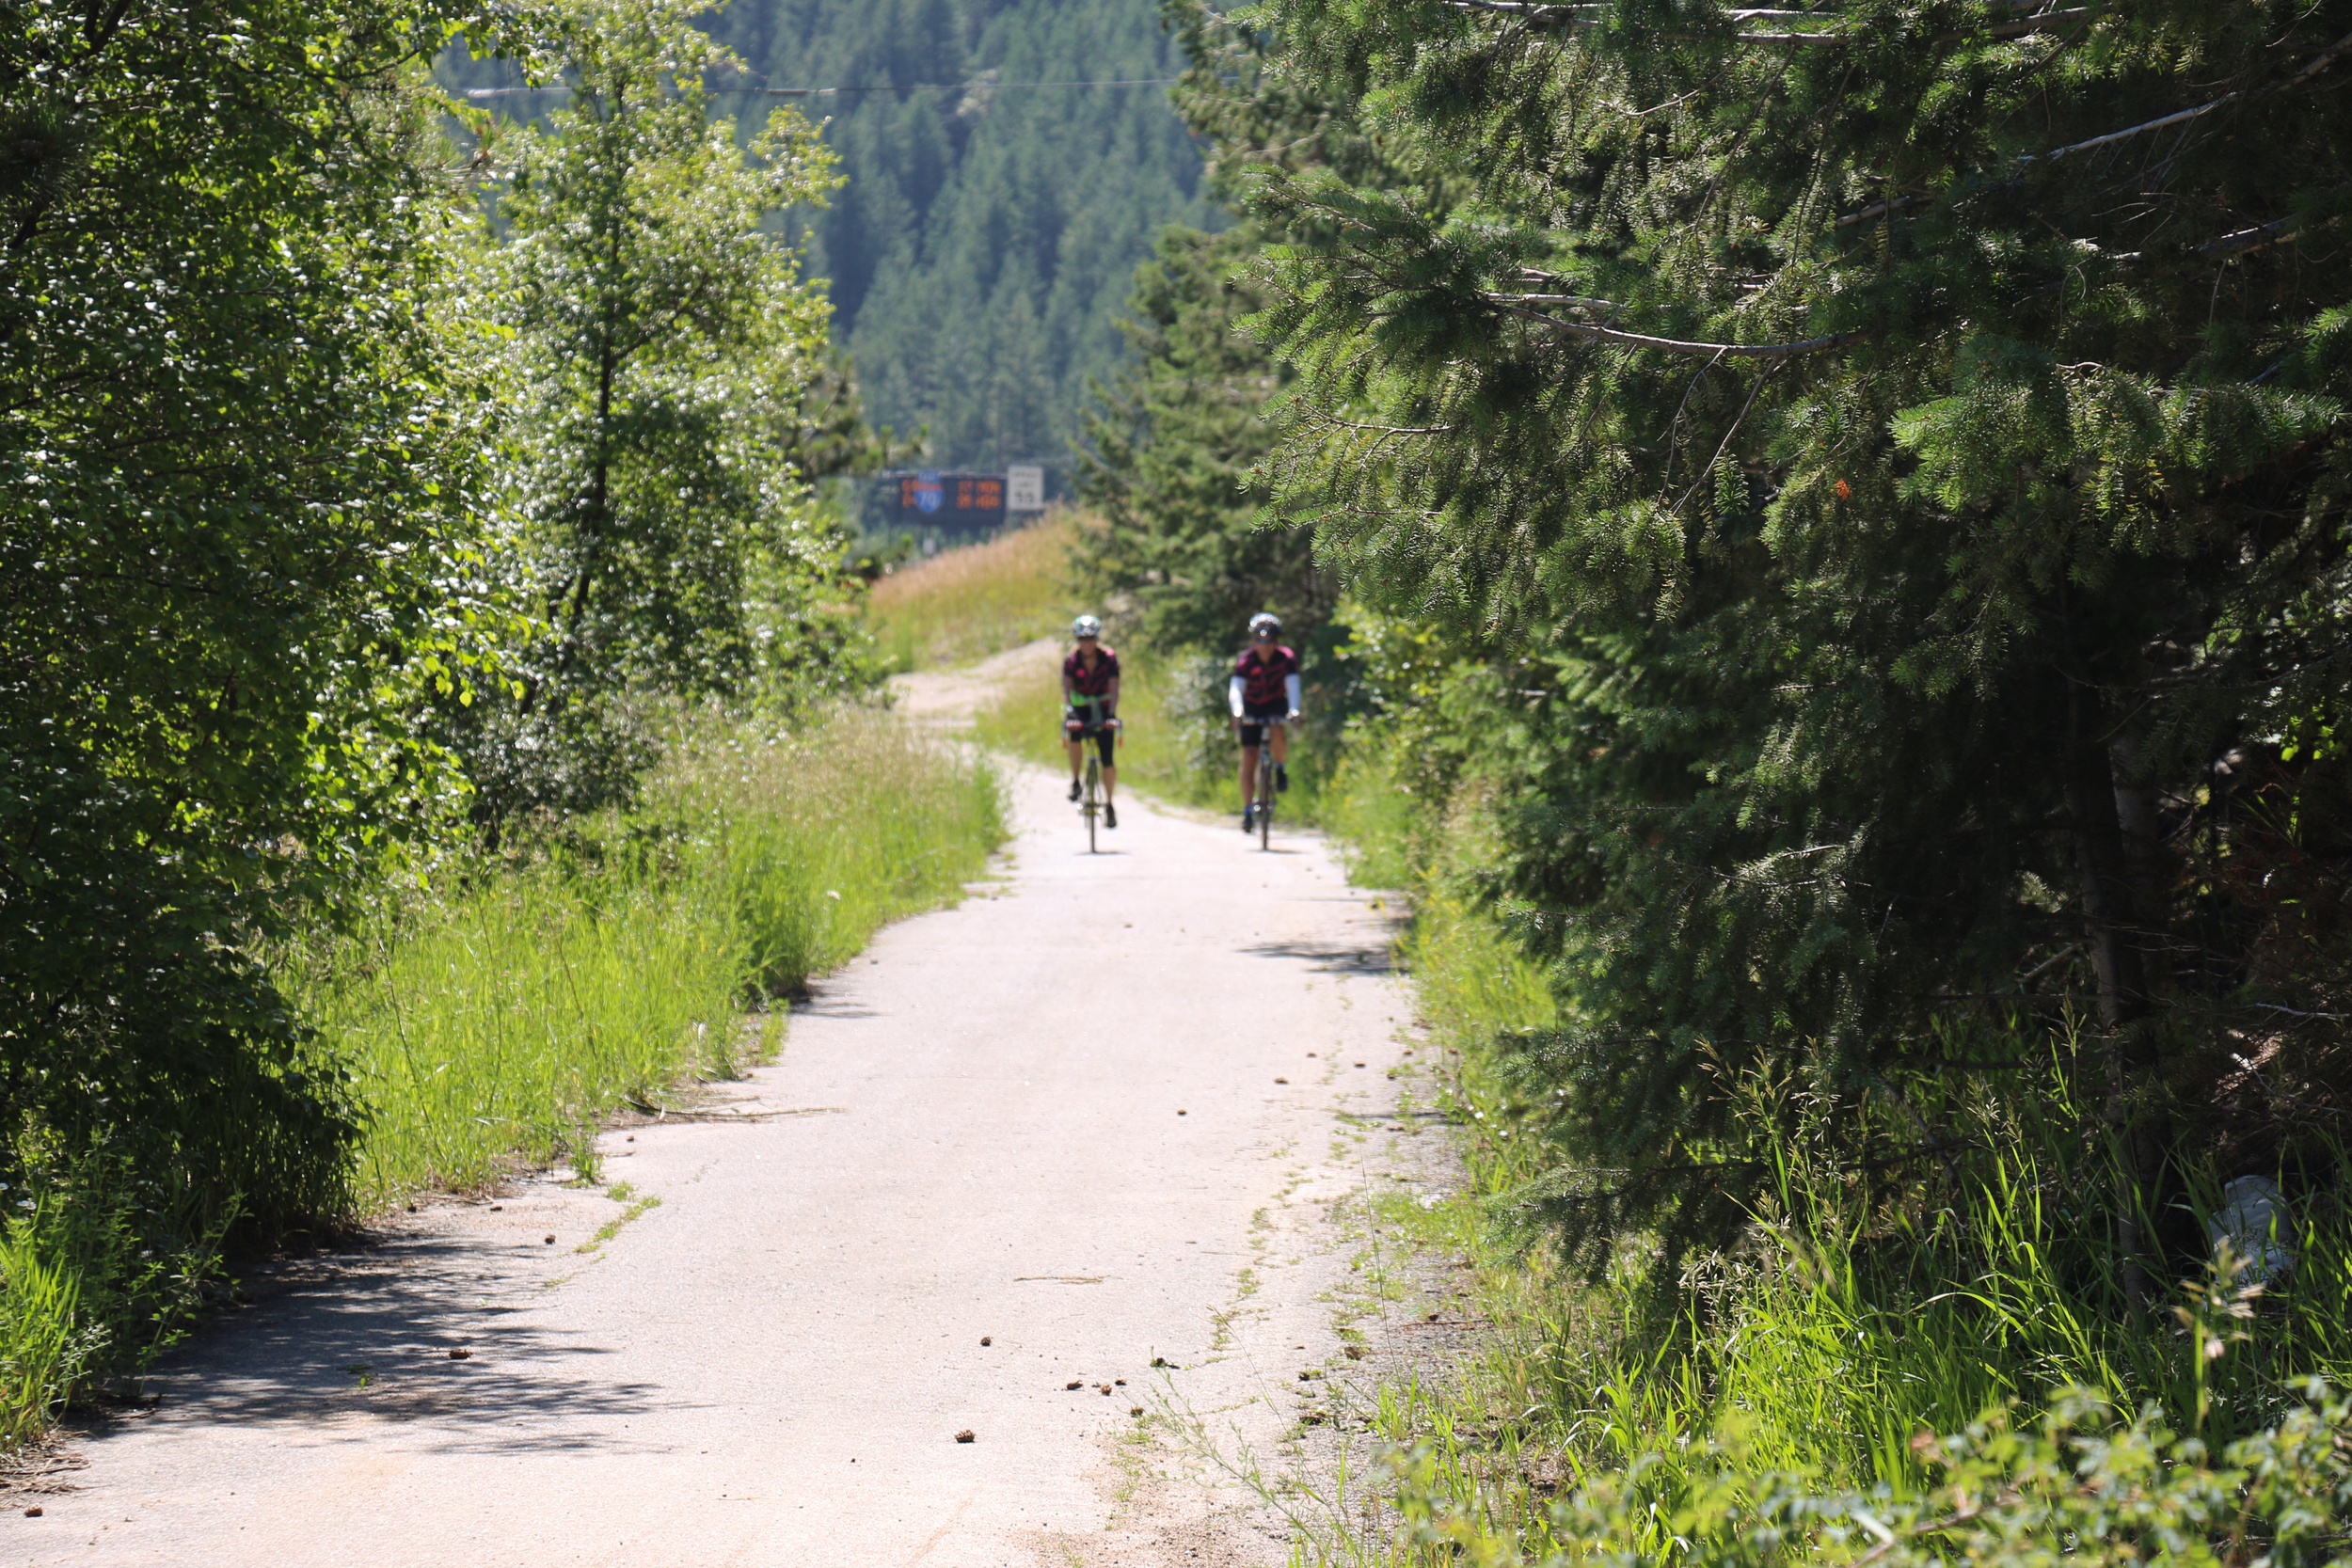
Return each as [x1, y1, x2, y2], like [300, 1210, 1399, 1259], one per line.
[1307, 744, 2352, 1564]
[0, 1153, 234, 1447]
[866, 514, 1082, 672]
[286, 714, 1005, 1204]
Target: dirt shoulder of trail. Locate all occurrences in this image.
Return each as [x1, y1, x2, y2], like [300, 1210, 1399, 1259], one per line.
[890, 635, 1059, 729]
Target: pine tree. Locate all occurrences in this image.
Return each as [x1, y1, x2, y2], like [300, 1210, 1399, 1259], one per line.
[1079, 224, 1321, 648]
[1227, 0, 2352, 1289]
[1075, 0, 1408, 651]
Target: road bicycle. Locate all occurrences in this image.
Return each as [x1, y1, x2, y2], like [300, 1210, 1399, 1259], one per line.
[1067, 712, 1120, 853]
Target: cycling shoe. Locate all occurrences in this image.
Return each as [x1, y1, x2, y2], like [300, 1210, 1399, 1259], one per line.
[1067, 778, 1081, 801]
[1241, 805, 1255, 832]
[1104, 802, 1118, 829]
[1275, 764, 1289, 793]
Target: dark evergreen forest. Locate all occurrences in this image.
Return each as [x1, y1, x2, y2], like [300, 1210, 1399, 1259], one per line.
[715, 0, 1218, 476]
[1081, 0, 2352, 1526]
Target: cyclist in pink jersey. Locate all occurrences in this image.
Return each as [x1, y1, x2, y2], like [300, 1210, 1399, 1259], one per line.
[1229, 611, 1300, 831]
[1062, 614, 1120, 829]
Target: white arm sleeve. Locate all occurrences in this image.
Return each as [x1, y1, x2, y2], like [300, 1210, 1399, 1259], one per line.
[1284, 673, 1302, 713]
[1229, 673, 1246, 717]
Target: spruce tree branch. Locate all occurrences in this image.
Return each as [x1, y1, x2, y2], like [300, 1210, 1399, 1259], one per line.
[1481, 293, 1866, 356]
[1657, 349, 1727, 499]
[2017, 942, 2083, 985]
[2029, 29, 2352, 165]
[2029, 95, 2237, 165]
[1514, 287, 1625, 310]
[1331, 419, 1456, 435]
[1836, 193, 1931, 229]
[2140, 639, 2352, 693]
[1665, 358, 1778, 516]
[1832, 29, 2352, 227]
[2194, 203, 2347, 262]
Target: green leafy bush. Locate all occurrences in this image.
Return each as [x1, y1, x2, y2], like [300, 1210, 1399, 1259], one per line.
[1391, 1377, 2352, 1568]
[0, 1155, 233, 1448]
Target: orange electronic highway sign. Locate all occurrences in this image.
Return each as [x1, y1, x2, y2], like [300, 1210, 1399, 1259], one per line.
[881, 470, 1007, 530]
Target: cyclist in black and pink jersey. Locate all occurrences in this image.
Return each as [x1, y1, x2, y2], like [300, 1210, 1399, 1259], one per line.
[1229, 611, 1301, 832]
[1062, 614, 1120, 829]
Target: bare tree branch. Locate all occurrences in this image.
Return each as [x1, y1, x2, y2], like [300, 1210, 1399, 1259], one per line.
[1443, 0, 2089, 46]
[1834, 29, 2352, 224]
[1483, 293, 1867, 356]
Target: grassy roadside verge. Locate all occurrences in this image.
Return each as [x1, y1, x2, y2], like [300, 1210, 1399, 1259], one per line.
[1311, 748, 2352, 1566]
[0, 713, 1003, 1448]
[290, 713, 1005, 1206]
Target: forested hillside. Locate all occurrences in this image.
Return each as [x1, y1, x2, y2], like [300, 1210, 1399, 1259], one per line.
[709, 0, 1215, 475]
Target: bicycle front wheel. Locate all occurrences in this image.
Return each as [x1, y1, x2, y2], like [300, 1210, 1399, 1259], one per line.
[1084, 757, 1100, 853]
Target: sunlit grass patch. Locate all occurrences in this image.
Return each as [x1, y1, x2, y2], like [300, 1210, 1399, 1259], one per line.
[283, 712, 1005, 1209]
[866, 513, 1082, 671]
[1316, 771, 2352, 1565]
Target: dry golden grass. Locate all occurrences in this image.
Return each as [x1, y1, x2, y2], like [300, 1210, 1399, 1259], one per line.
[867, 512, 1083, 671]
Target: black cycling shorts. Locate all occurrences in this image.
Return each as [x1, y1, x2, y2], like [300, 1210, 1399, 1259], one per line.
[1236, 704, 1288, 748]
[1064, 714, 1116, 767]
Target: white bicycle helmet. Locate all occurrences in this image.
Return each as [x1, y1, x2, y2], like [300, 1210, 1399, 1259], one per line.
[1248, 611, 1281, 635]
[1071, 614, 1103, 639]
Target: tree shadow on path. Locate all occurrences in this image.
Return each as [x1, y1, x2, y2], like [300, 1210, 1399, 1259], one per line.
[92, 1224, 683, 1458]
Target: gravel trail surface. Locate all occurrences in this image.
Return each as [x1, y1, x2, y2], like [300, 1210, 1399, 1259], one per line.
[13, 733, 1411, 1566]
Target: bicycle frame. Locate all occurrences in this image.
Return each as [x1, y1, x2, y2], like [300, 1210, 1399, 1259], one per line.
[1067, 712, 1120, 853]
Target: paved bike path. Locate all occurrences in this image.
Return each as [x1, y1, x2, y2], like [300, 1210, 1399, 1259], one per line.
[14, 765, 1409, 1568]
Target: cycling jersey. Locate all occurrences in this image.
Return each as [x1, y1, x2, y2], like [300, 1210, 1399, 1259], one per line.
[1232, 644, 1297, 709]
[1063, 644, 1120, 698]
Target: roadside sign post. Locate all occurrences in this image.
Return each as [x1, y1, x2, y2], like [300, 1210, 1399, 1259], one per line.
[1007, 465, 1045, 513]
